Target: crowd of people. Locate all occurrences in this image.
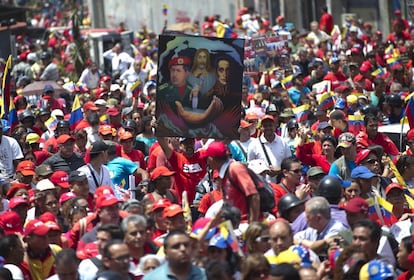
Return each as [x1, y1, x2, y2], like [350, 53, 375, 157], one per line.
[2, 2, 414, 280]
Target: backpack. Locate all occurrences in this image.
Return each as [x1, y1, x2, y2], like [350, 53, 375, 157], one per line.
[227, 164, 275, 213]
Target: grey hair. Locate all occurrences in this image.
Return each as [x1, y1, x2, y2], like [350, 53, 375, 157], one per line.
[305, 196, 331, 220]
[120, 214, 147, 233]
[138, 254, 163, 271]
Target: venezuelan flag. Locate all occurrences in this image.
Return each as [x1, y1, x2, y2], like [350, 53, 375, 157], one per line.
[318, 92, 335, 110]
[1, 55, 18, 130]
[45, 116, 58, 132]
[282, 75, 293, 89]
[384, 44, 394, 59]
[388, 156, 414, 208]
[371, 67, 386, 78]
[162, 4, 168, 16]
[292, 104, 310, 122]
[219, 220, 243, 256]
[69, 94, 83, 130]
[312, 80, 331, 94]
[130, 80, 141, 97]
[348, 114, 364, 132]
[387, 57, 402, 70]
[366, 196, 393, 226]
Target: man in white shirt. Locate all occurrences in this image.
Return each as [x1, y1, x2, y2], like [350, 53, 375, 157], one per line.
[247, 114, 291, 183]
[77, 141, 114, 194]
[0, 122, 24, 180]
[103, 43, 135, 77]
[120, 59, 149, 98]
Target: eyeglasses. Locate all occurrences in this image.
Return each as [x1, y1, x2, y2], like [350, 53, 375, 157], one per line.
[255, 235, 270, 243]
[290, 169, 302, 174]
[365, 158, 379, 164]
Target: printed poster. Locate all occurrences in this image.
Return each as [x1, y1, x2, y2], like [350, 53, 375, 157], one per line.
[156, 34, 244, 139]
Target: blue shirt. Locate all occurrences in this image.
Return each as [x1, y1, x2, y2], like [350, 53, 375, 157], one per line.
[106, 157, 138, 190]
[294, 219, 347, 242]
[288, 86, 310, 106]
[143, 262, 207, 280]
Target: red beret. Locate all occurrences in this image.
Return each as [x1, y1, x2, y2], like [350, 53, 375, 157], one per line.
[168, 56, 191, 68]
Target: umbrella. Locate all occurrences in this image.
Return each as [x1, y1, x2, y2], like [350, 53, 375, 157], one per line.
[20, 81, 67, 96]
[166, 22, 197, 33]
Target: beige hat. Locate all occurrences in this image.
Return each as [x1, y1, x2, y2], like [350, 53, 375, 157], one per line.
[35, 179, 56, 192]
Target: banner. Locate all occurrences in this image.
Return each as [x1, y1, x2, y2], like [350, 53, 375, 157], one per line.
[156, 34, 244, 139]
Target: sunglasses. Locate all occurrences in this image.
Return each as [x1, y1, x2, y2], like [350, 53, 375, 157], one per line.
[290, 169, 302, 174]
[365, 158, 379, 164]
[255, 235, 270, 243]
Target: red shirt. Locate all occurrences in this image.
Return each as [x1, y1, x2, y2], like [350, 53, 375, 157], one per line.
[222, 161, 258, 218]
[356, 131, 399, 156]
[121, 149, 146, 169]
[323, 71, 347, 90]
[198, 190, 223, 214]
[271, 181, 295, 214]
[75, 119, 90, 131]
[168, 150, 206, 204]
[319, 12, 333, 34]
[296, 142, 331, 173]
[43, 136, 58, 153]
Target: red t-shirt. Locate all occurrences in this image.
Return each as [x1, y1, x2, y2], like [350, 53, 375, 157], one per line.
[198, 190, 223, 214]
[222, 161, 258, 218]
[168, 150, 206, 204]
[121, 149, 147, 169]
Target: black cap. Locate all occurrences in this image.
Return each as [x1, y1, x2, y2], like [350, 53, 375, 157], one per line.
[69, 170, 87, 183]
[90, 141, 109, 155]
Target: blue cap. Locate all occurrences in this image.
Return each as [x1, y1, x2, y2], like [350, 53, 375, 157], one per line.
[359, 260, 394, 280]
[317, 121, 332, 130]
[291, 245, 312, 267]
[0, 119, 10, 133]
[208, 234, 228, 249]
[43, 84, 54, 93]
[351, 166, 377, 179]
[334, 98, 346, 110]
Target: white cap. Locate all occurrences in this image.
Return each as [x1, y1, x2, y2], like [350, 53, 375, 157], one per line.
[36, 179, 56, 192]
[349, 26, 358, 32]
[51, 109, 64, 118]
[110, 84, 121, 92]
[248, 159, 270, 175]
[27, 53, 37, 62]
[94, 99, 107, 106]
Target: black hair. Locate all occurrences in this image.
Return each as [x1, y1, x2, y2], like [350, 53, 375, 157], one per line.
[0, 234, 21, 259]
[97, 224, 125, 240]
[352, 219, 381, 243]
[321, 135, 337, 147]
[163, 229, 188, 250]
[401, 236, 413, 255]
[270, 263, 300, 279]
[205, 260, 233, 280]
[102, 239, 125, 261]
[363, 113, 379, 127]
[396, 155, 414, 175]
[55, 248, 79, 266]
[281, 157, 301, 172]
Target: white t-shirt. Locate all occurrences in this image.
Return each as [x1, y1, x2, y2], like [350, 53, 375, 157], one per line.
[0, 135, 24, 179]
[77, 164, 115, 194]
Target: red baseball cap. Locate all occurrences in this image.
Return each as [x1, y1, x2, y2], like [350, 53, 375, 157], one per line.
[152, 198, 172, 212]
[106, 107, 120, 116]
[50, 171, 70, 188]
[162, 204, 184, 218]
[355, 149, 377, 165]
[200, 141, 227, 159]
[45, 221, 61, 232]
[39, 211, 58, 223]
[341, 197, 369, 214]
[8, 197, 29, 209]
[57, 135, 75, 145]
[95, 88, 108, 98]
[83, 101, 99, 111]
[119, 131, 133, 141]
[96, 194, 120, 209]
[240, 120, 253, 129]
[385, 182, 404, 196]
[0, 211, 23, 235]
[16, 160, 36, 176]
[94, 186, 115, 199]
[6, 181, 30, 199]
[407, 129, 414, 141]
[261, 114, 275, 123]
[24, 219, 50, 236]
[99, 124, 115, 136]
[59, 192, 77, 205]
[150, 166, 175, 181]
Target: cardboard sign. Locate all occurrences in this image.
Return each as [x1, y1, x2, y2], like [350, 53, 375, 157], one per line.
[156, 34, 244, 139]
